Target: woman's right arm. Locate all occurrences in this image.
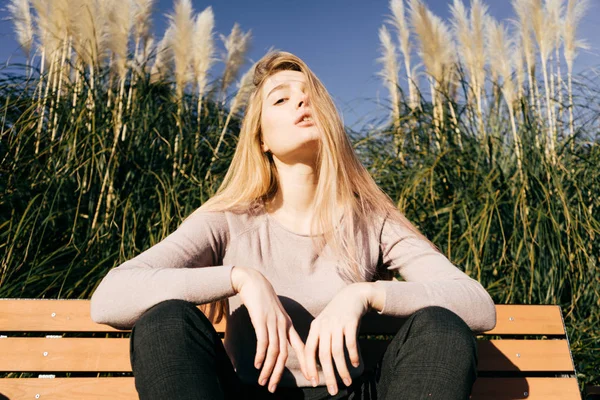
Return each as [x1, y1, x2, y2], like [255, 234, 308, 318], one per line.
[90, 211, 235, 329]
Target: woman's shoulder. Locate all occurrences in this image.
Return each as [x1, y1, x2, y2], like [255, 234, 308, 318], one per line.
[183, 201, 267, 240]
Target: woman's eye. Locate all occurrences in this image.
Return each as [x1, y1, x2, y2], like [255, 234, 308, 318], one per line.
[275, 98, 286, 105]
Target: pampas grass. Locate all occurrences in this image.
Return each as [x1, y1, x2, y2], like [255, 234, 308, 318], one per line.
[529, 0, 557, 162]
[150, 25, 174, 83]
[167, 0, 194, 179]
[408, 0, 455, 148]
[7, 0, 34, 62]
[192, 6, 216, 148]
[486, 17, 524, 183]
[388, 0, 417, 110]
[450, 0, 487, 139]
[563, 0, 589, 139]
[169, 0, 193, 101]
[204, 60, 259, 182]
[218, 23, 252, 105]
[376, 25, 401, 131]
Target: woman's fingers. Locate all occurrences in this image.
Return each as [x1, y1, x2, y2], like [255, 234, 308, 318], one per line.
[318, 331, 338, 395]
[267, 318, 289, 392]
[304, 324, 320, 386]
[258, 316, 279, 386]
[331, 328, 351, 387]
[254, 322, 268, 369]
[345, 324, 360, 368]
[288, 325, 309, 380]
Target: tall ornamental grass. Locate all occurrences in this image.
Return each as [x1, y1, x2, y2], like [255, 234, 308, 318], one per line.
[375, 0, 599, 389]
[1, 0, 599, 390]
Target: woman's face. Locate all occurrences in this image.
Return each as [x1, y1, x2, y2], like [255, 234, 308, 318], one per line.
[260, 70, 321, 163]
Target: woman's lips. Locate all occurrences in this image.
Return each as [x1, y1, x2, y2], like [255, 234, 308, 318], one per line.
[295, 119, 315, 127]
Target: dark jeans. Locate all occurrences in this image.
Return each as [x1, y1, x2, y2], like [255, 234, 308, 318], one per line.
[129, 299, 477, 400]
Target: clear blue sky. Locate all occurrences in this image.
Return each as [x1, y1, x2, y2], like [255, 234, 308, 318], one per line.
[1, 0, 598, 131]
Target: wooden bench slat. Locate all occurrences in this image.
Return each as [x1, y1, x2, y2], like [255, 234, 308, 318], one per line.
[470, 377, 581, 399]
[0, 338, 131, 372]
[0, 337, 574, 373]
[478, 340, 575, 372]
[1, 300, 565, 336]
[0, 377, 138, 399]
[358, 339, 575, 373]
[484, 305, 566, 335]
[0, 377, 580, 400]
[0, 299, 226, 333]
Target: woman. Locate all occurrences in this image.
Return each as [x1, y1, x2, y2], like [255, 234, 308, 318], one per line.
[90, 51, 496, 399]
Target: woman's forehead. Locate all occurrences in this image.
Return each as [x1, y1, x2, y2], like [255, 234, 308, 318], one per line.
[262, 71, 306, 99]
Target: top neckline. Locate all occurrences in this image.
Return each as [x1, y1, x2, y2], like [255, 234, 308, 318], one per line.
[264, 211, 321, 238]
[260, 200, 343, 238]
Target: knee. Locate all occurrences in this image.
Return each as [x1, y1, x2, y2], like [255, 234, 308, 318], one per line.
[407, 306, 476, 353]
[132, 299, 212, 342]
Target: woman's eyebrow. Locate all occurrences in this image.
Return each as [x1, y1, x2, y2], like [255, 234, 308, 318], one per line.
[266, 81, 306, 99]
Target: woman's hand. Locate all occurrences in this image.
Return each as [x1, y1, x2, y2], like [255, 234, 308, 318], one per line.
[230, 266, 308, 393]
[303, 282, 374, 396]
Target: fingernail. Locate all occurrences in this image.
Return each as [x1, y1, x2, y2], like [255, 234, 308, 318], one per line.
[269, 384, 276, 393]
[343, 377, 352, 386]
[310, 377, 317, 387]
[352, 361, 360, 368]
[260, 378, 267, 386]
[328, 385, 337, 395]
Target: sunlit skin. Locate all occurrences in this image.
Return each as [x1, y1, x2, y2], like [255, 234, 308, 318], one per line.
[249, 70, 386, 396]
[260, 70, 321, 232]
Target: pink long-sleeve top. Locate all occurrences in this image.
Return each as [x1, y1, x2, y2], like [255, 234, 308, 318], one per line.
[90, 202, 496, 387]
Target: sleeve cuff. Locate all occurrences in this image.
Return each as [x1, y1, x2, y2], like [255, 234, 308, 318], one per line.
[182, 265, 237, 304]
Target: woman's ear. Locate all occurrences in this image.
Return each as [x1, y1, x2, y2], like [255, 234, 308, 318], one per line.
[261, 140, 270, 153]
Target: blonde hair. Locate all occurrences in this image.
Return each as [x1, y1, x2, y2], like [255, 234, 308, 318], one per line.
[188, 50, 439, 323]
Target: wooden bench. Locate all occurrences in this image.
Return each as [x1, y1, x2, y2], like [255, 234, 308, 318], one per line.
[0, 299, 581, 399]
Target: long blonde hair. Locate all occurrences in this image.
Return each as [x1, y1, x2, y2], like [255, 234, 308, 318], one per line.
[188, 50, 439, 323]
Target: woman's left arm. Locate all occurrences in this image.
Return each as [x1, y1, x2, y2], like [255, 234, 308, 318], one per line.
[370, 216, 497, 333]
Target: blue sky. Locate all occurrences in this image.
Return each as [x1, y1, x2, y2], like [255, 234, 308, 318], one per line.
[1, 0, 598, 131]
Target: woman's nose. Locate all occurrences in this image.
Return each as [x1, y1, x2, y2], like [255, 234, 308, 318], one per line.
[297, 92, 309, 109]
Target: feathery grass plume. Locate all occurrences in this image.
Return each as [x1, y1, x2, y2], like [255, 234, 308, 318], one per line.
[30, 0, 59, 71]
[563, 0, 590, 139]
[511, 0, 538, 109]
[132, 0, 154, 58]
[105, 0, 132, 141]
[192, 5, 216, 148]
[204, 58, 261, 183]
[546, 0, 564, 121]
[150, 25, 173, 83]
[218, 22, 252, 103]
[73, 0, 106, 69]
[92, 0, 133, 228]
[388, 0, 417, 109]
[192, 6, 216, 100]
[486, 17, 525, 183]
[43, 0, 75, 143]
[530, 0, 557, 161]
[127, 0, 154, 114]
[138, 36, 154, 69]
[8, 0, 34, 61]
[513, 35, 526, 101]
[408, 0, 455, 147]
[450, 0, 488, 139]
[167, 0, 195, 179]
[105, 0, 132, 82]
[30, 0, 53, 154]
[376, 25, 401, 131]
[168, 0, 194, 101]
